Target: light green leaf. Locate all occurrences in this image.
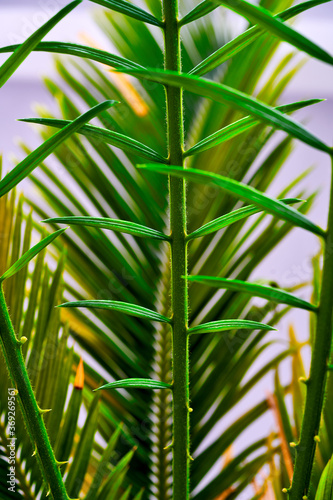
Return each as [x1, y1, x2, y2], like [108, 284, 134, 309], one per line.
[120, 69, 330, 154]
[214, 0, 333, 66]
[0, 228, 67, 282]
[0, 42, 145, 71]
[138, 164, 325, 237]
[88, 0, 163, 27]
[186, 275, 317, 312]
[180, 0, 217, 25]
[185, 99, 324, 157]
[314, 457, 333, 500]
[0, 100, 117, 199]
[189, 0, 332, 75]
[20, 117, 167, 163]
[95, 378, 172, 391]
[58, 300, 172, 323]
[188, 319, 276, 335]
[0, 0, 82, 88]
[42, 216, 170, 240]
[187, 198, 303, 239]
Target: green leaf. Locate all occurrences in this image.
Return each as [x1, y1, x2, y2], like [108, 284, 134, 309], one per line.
[186, 275, 317, 312]
[88, 0, 163, 27]
[95, 378, 172, 391]
[0, 100, 117, 199]
[133, 489, 145, 500]
[120, 69, 330, 154]
[180, 0, 217, 25]
[0, 0, 82, 88]
[0, 42, 145, 71]
[139, 164, 325, 237]
[314, 457, 333, 500]
[181, 0, 331, 24]
[189, 0, 332, 75]
[187, 198, 302, 239]
[188, 319, 276, 335]
[185, 99, 324, 157]
[42, 216, 170, 240]
[58, 300, 172, 323]
[0, 228, 66, 282]
[19, 117, 167, 163]
[214, 0, 333, 66]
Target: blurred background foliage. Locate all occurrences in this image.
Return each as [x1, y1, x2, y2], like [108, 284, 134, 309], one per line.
[0, 0, 332, 498]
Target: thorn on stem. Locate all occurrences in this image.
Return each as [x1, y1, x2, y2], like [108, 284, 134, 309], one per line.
[163, 439, 174, 450]
[289, 442, 297, 448]
[18, 336, 28, 345]
[314, 435, 320, 443]
[299, 376, 309, 385]
[38, 406, 52, 415]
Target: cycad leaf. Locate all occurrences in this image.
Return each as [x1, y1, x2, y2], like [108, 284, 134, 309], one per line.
[0, 100, 117, 198]
[214, 0, 333, 66]
[58, 300, 172, 323]
[188, 319, 276, 334]
[120, 69, 330, 153]
[96, 378, 172, 391]
[187, 198, 302, 239]
[0, 228, 66, 282]
[139, 164, 325, 237]
[189, 0, 331, 75]
[180, 0, 217, 25]
[185, 99, 324, 157]
[0, 0, 81, 87]
[0, 42, 145, 71]
[186, 275, 317, 312]
[88, 0, 163, 27]
[42, 216, 170, 240]
[315, 457, 333, 500]
[20, 117, 167, 163]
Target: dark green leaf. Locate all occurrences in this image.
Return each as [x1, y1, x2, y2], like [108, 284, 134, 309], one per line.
[189, 0, 332, 75]
[187, 198, 303, 239]
[95, 378, 172, 391]
[186, 275, 317, 312]
[0, 228, 67, 282]
[120, 69, 330, 153]
[214, 0, 333, 66]
[314, 457, 333, 500]
[0, 42, 145, 71]
[185, 99, 324, 157]
[58, 300, 172, 323]
[20, 117, 167, 163]
[88, 0, 163, 27]
[180, 0, 217, 25]
[0, 100, 117, 199]
[139, 164, 325, 237]
[188, 319, 276, 334]
[0, 1, 81, 88]
[42, 216, 170, 240]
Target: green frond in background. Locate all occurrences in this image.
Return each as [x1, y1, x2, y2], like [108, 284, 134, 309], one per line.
[0, 186, 136, 499]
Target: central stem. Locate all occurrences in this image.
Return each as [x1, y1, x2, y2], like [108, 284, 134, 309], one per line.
[162, 1, 189, 498]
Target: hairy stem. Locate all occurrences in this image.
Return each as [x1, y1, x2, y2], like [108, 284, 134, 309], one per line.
[162, 1, 189, 498]
[289, 156, 333, 499]
[0, 284, 69, 500]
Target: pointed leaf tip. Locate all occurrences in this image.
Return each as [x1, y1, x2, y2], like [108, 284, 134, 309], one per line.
[0, 228, 67, 282]
[74, 358, 84, 390]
